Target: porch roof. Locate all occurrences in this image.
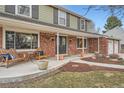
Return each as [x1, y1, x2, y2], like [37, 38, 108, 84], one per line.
[0, 12, 103, 38]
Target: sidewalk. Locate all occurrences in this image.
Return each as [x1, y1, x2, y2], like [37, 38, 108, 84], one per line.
[72, 59, 124, 69]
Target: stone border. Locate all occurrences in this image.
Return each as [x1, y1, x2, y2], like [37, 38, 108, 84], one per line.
[0, 62, 68, 83]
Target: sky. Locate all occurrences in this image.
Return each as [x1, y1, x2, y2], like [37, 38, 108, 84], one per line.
[62, 5, 123, 33]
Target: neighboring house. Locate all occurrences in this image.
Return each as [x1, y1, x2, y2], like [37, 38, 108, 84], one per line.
[0, 5, 120, 59]
[104, 26, 124, 53]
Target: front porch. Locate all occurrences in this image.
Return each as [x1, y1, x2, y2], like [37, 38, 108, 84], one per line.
[0, 54, 93, 83]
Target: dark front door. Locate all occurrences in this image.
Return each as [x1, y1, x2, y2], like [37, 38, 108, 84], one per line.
[59, 36, 67, 54]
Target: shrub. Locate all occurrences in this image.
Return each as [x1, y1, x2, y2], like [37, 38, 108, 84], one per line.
[109, 54, 119, 59]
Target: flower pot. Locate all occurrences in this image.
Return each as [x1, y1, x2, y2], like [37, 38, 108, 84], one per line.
[36, 60, 48, 70]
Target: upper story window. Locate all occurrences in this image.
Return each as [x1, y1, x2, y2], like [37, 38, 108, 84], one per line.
[80, 19, 85, 30]
[58, 10, 66, 26]
[16, 5, 32, 17]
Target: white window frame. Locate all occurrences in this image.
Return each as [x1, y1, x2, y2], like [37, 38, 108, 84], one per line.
[77, 37, 83, 49]
[3, 27, 40, 52]
[80, 19, 85, 30]
[76, 37, 87, 49]
[15, 5, 32, 18]
[58, 10, 66, 26]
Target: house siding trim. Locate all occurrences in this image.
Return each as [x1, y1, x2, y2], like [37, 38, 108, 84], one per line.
[0, 12, 102, 36]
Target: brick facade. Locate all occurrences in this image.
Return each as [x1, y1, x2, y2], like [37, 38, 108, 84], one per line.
[0, 27, 2, 48]
[39, 33, 109, 56]
[87, 37, 108, 55]
[68, 36, 77, 55]
[40, 32, 56, 57]
[88, 38, 98, 53]
[99, 37, 108, 55]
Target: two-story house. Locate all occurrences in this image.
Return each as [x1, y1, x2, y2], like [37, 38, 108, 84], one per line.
[0, 5, 120, 59]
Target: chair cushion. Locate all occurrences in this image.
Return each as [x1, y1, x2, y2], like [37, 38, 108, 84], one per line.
[1, 53, 12, 60]
[37, 51, 44, 56]
[10, 54, 16, 59]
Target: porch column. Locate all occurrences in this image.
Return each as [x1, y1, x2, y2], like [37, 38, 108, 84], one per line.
[98, 37, 100, 53]
[56, 33, 59, 60]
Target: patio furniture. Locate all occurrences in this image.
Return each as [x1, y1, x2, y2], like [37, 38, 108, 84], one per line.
[35, 59, 48, 70]
[34, 48, 47, 60]
[0, 49, 26, 68]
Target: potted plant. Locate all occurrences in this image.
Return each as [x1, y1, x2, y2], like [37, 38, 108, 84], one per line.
[35, 60, 48, 70]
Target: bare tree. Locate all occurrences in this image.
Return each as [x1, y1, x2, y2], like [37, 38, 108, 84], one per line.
[83, 5, 124, 19]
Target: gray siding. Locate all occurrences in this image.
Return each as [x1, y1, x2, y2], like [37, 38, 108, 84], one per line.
[5, 5, 15, 14]
[0, 5, 5, 12]
[32, 5, 39, 19]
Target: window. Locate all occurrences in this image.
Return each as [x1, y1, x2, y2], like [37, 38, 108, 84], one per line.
[6, 31, 15, 49]
[77, 38, 87, 49]
[77, 38, 83, 48]
[121, 44, 124, 50]
[84, 38, 87, 48]
[58, 10, 66, 26]
[6, 31, 38, 49]
[16, 5, 32, 17]
[80, 19, 85, 30]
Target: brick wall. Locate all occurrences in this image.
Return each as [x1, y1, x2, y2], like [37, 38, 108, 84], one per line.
[88, 37, 108, 55]
[99, 37, 108, 55]
[88, 38, 98, 53]
[68, 36, 77, 55]
[40, 34, 89, 57]
[0, 27, 2, 48]
[40, 32, 56, 57]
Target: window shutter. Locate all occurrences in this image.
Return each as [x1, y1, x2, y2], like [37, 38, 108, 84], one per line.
[32, 5, 39, 19]
[5, 5, 15, 14]
[53, 8, 58, 24]
[66, 13, 70, 27]
[77, 18, 80, 30]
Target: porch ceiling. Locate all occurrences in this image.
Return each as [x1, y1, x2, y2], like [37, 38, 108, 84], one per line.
[0, 16, 101, 38]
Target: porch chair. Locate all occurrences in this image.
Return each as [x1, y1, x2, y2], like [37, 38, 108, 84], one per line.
[0, 49, 26, 68]
[34, 48, 47, 60]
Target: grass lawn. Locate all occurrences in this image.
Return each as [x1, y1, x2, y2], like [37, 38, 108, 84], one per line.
[1, 71, 124, 88]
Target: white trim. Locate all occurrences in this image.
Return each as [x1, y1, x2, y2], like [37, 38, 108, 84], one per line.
[15, 5, 32, 18]
[58, 10, 66, 26]
[3, 26, 40, 51]
[80, 19, 85, 31]
[56, 33, 59, 60]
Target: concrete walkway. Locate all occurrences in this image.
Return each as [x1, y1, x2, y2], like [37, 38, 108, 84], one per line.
[1, 53, 124, 83]
[73, 59, 124, 69]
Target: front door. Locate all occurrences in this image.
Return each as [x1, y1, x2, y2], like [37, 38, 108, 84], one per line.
[59, 36, 67, 54]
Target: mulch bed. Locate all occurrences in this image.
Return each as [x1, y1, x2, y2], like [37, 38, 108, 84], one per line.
[82, 57, 123, 65]
[61, 62, 124, 72]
